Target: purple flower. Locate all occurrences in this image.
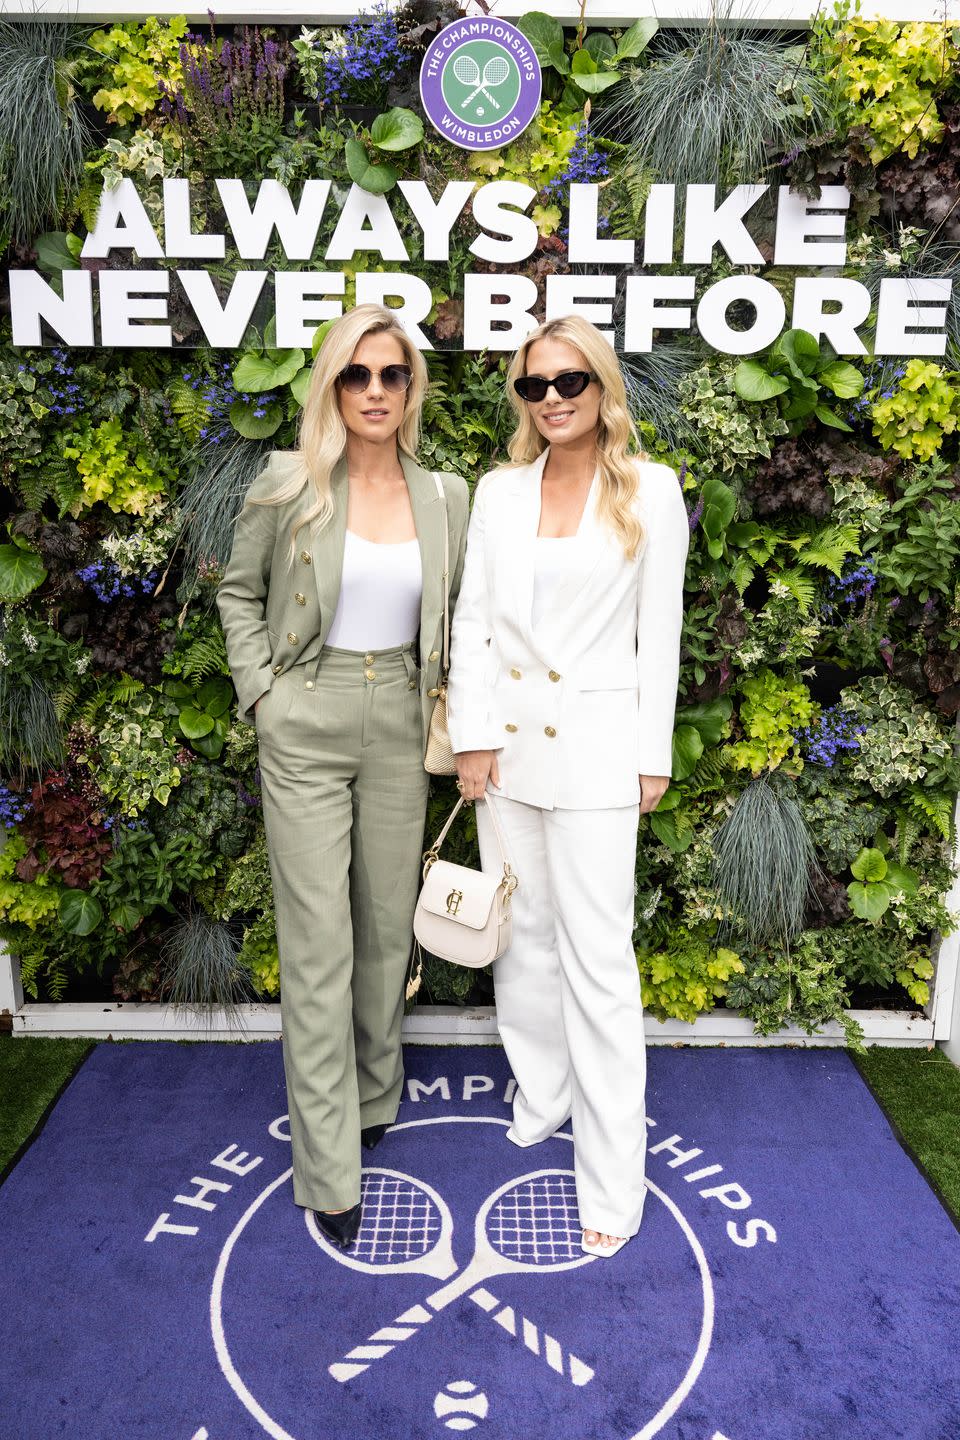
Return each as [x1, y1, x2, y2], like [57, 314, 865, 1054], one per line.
[795, 706, 866, 767]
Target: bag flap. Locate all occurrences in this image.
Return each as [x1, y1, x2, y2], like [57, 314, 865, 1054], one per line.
[420, 860, 501, 931]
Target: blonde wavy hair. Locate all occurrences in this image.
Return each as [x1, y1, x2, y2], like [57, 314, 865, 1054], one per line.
[252, 303, 428, 558]
[505, 315, 647, 559]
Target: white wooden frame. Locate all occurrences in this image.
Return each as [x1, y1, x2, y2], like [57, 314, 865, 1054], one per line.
[0, 1, 957, 25]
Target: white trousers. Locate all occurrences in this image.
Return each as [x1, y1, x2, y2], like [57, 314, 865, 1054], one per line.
[477, 795, 647, 1237]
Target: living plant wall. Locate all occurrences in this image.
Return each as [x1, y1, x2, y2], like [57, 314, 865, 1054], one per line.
[0, 1, 958, 1047]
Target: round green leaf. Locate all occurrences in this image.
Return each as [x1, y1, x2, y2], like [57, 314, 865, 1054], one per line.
[233, 348, 304, 393]
[734, 361, 790, 403]
[229, 398, 283, 439]
[813, 403, 853, 432]
[34, 231, 81, 273]
[58, 889, 103, 936]
[345, 137, 397, 194]
[851, 847, 888, 883]
[110, 900, 144, 932]
[517, 10, 566, 63]
[192, 731, 226, 759]
[570, 67, 622, 93]
[0, 544, 46, 600]
[583, 31, 616, 62]
[671, 724, 704, 781]
[817, 361, 865, 400]
[197, 678, 232, 714]
[676, 698, 733, 747]
[882, 860, 919, 896]
[290, 365, 313, 407]
[179, 706, 215, 740]
[847, 881, 891, 922]
[370, 106, 424, 152]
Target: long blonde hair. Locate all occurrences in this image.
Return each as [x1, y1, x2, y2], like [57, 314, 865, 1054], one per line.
[253, 303, 429, 556]
[505, 315, 646, 560]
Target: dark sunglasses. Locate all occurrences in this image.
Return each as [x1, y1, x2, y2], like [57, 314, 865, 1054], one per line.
[513, 370, 598, 403]
[337, 363, 413, 394]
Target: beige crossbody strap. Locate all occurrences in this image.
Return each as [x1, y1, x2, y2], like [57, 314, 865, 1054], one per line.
[432, 473, 450, 678]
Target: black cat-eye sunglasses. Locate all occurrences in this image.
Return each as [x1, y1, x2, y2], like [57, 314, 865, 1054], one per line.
[513, 370, 598, 403]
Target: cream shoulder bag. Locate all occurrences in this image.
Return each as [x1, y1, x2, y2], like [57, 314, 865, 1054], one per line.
[424, 473, 456, 776]
[412, 793, 518, 973]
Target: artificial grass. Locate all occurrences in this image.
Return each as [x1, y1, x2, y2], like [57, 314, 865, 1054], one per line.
[0, 1038, 958, 1226]
[0, 1035, 94, 1179]
[853, 1046, 960, 1225]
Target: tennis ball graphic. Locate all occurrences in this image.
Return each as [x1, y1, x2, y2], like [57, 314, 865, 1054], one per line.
[433, 1379, 490, 1430]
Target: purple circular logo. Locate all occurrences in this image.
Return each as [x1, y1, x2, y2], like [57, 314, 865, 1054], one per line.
[419, 18, 542, 152]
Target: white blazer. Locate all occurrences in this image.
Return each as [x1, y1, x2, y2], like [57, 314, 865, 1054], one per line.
[446, 448, 690, 811]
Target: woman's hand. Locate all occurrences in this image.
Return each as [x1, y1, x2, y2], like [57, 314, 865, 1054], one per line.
[454, 749, 500, 802]
[639, 774, 669, 814]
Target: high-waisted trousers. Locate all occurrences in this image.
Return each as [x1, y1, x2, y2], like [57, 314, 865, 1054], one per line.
[476, 795, 646, 1238]
[256, 643, 428, 1212]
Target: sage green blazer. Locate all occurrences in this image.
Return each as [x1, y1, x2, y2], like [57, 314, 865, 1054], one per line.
[216, 450, 469, 747]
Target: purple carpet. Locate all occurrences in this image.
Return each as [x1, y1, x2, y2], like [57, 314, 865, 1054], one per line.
[1, 1042, 958, 1440]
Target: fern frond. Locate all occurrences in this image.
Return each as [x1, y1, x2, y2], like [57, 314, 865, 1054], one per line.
[795, 523, 861, 577]
[167, 377, 211, 443]
[903, 787, 955, 843]
[730, 554, 755, 595]
[51, 681, 80, 724]
[13, 463, 52, 510]
[892, 807, 922, 865]
[775, 566, 817, 614]
[181, 629, 228, 682]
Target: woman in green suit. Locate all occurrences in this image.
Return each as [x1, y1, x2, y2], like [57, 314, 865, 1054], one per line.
[217, 304, 468, 1248]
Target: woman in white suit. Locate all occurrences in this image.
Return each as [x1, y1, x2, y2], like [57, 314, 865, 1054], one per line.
[446, 315, 689, 1257]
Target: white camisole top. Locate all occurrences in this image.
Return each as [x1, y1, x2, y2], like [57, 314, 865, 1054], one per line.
[325, 531, 423, 651]
[532, 535, 577, 630]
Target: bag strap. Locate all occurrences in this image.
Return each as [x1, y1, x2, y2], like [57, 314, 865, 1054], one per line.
[422, 792, 516, 892]
[432, 473, 450, 680]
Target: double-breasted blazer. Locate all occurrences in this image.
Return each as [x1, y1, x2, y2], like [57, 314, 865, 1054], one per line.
[217, 449, 469, 748]
[446, 448, 689, 810]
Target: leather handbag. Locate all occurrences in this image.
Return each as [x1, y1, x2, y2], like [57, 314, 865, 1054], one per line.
[424, 473, 457, 776]
[412, 793, 518, 969]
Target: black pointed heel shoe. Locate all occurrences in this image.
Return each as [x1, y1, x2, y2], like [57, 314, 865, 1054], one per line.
[361, 1122, 389, 1151]
[314, 1202, 362, 1249]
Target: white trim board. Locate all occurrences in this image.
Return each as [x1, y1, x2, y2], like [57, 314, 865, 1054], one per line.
[0, 2, 955, 24]
[8, 1000, 934, 1046]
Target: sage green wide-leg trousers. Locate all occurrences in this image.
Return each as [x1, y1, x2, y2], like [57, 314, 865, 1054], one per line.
[256, 643, 428, 1212]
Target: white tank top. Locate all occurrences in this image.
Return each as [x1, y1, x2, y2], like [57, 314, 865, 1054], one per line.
[325, 531, 423, 651]
[532, 535, 577, 630]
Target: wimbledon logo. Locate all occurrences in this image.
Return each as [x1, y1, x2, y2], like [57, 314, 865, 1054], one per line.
[420, 18, 542, 152]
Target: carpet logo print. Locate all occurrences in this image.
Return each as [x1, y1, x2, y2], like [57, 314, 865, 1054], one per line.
[139, 1074, 776, 1440]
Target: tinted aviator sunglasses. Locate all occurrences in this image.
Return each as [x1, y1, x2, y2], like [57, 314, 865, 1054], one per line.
[337, 363, 413, 394]
[513, 370, 598, 403]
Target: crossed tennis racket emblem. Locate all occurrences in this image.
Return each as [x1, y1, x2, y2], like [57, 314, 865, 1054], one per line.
[309, 1167, 597, 1389]
[452, 54, 511, 110]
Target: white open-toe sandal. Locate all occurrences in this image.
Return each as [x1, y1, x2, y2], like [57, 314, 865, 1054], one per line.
[581, 1231, 629, 1258]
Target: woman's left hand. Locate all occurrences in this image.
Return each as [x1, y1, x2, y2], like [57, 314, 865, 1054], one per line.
[639, 775, 670, 814]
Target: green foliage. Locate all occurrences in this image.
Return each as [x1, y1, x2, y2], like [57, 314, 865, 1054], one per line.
[517, 12, 657, 106]
[61, 416, 170, 517]
[866, 458, 960, 600]
[812, 14, 960, 162]
[93, 825, 212, 932]
[677, 362, 790, 479]
[0, 835, 62, 930]
[163, 676, 233, 759]
[637, 927, 744, 1023]
[725, 669, 817, 775]
[847, 844, 919, 921]
[869, 362, 960, 461]
[78, 691, 184, 817]
[725, 931, 865, 1050]
[734, 328, 864, 433]
[839, 676, 958, 798]
[85, 15, 192, 124]
[712, 774, 820, 946]
[238, 910, 280, 996]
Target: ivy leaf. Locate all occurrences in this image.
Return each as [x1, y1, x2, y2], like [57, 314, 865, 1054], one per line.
[734, 360, 790, 402]
[229, 399, 283, 439]
[615, 16, 659, 59]
[370, 107, 424, 152]
[0, 544, 46, 600]
[58, 889, 103, 936]
[344, 137, 397, 194]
